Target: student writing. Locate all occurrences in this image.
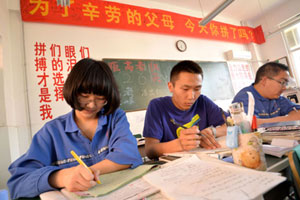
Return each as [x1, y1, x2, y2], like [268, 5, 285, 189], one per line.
[7, 58, 143, 199]
[143, 60, 227, 159]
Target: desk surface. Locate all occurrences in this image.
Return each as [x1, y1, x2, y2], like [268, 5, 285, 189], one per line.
[18, 154, 289, 200]
[266, 154, 289, 172]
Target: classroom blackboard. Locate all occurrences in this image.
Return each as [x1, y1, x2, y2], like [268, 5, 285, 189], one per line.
[103, 59, 234, 111]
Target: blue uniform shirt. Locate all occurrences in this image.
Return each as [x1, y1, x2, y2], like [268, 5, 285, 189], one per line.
[7, 108, 143, 199]
[143, 96, 225, 142]
[232, 84, 300, 118]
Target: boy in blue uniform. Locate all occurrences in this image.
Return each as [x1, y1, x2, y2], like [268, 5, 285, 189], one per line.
[7, 58, 143, 199]
[143, 60, 226, 159]
[232, 62, 300, 126]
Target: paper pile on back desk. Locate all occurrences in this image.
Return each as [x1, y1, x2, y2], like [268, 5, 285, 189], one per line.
[143, 155, 286, 200]
[263, 138, 299, 158]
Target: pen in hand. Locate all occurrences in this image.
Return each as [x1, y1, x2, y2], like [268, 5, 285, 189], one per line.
[293, 107, 298, 112]
[170, 119, 188, 129]
[70, 150, 101, 184]
[170, 118, 201, 135]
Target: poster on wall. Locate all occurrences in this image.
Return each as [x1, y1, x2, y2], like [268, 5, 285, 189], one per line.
[228, 61, 254, 94]
[27, 40, 91, 134]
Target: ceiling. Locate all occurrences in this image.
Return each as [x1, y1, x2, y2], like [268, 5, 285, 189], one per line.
[146, 0, 288, 23]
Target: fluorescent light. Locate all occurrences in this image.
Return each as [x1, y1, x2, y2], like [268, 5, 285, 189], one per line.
[57, 0, 70, 7]
[199, 0, 234, 26]
[267, 14, 300, 38]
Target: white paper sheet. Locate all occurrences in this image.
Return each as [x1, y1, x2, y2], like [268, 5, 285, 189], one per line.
[143, 155, 285, 200]
[60, 178, 159, 200]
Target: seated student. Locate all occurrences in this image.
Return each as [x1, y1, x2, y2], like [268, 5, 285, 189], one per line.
[232, 62, 300, 126]
[143, 60, 227, 159]
[7, 58, 143, 199]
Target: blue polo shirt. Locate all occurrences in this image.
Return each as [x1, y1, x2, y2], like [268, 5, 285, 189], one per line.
[143, 96, 225, 142]
[232, 84, 300, 118]
[7, 109, 142, 199]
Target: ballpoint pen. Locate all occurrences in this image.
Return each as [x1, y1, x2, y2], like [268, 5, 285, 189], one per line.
[70, 150, 101, 184]
[170, 118, 201, 135]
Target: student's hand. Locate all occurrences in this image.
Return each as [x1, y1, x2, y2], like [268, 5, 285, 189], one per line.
[199, 127, 221, 149]
[178, 126, 201, 151]
[49, 165, 100, 192]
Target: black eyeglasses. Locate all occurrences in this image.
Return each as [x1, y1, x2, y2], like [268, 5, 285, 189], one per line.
[267, 77, 288, 87]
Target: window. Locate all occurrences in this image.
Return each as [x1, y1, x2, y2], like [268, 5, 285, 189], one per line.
[283, 21, 300, 83]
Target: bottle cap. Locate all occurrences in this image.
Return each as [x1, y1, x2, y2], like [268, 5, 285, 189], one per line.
[251, 115, 257, 131]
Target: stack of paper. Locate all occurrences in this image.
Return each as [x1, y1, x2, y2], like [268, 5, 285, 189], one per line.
[261, 130, 300, 143]
[263, 138, 298, 157]
[143, 155, 286, 200]
[259, 120, 300, 131]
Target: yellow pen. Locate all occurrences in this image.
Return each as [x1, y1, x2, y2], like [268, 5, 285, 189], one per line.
[70, 150, 101, 184]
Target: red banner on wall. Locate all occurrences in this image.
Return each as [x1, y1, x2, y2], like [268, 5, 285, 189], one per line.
[20, 0, 265, 44]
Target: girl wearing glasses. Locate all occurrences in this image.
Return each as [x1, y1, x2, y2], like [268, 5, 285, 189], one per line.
[7, 58, 143, 199]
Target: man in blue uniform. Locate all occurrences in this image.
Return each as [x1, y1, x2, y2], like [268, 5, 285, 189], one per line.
[143, 60, 226, 159]
[232, 62, 300, 126]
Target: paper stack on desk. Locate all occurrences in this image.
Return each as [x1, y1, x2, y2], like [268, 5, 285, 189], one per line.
[260, 120, 300, 143]
[263, 138, 299, 158]
[143, 155, 286, 200]
[261, 130, 300, 143]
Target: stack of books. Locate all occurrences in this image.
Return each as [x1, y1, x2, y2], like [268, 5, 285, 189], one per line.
[259, 121, 300, 143]
[262, 138, 299, 158]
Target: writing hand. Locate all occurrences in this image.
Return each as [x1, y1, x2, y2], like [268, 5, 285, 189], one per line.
[49, 165, 100, 192]
[199, 127, 221, 149]
[178, 126, 201, 151]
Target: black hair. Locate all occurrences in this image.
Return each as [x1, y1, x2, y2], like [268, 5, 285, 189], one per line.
[255, 62, 289, 84]
[63, 58, 120, 115]
[170, 60, 203, 84]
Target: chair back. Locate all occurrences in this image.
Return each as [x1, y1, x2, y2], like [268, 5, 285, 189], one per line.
[288, 146, 300, 198]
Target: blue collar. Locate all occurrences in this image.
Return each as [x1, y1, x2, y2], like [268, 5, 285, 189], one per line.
[65, 110, 108, 133]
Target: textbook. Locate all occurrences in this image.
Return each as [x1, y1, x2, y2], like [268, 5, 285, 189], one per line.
[259, 120, 300, 132]
[261, 130, 300, 143]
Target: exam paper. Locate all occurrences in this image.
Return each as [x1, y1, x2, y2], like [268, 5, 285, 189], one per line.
[143, 155, 285, 200]
[87, 164, 154, 197]
[61, 178, 159, 200]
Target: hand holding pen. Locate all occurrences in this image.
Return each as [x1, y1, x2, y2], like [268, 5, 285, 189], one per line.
[170, 119, 201, 151]
[198, 127, 221, 149]
[48, 152, 100, 192]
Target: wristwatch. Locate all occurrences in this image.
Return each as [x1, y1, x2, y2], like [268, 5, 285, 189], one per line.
[210, 126, 217, 138]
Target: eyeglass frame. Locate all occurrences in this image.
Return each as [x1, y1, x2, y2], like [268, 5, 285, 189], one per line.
[77, 95, 108, 106]
[267, 76, 289, 87]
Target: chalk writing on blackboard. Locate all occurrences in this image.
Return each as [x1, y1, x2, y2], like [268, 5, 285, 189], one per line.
[103, 59, 234, 111]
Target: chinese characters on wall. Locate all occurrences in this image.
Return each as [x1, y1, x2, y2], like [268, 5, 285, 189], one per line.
[21, 0, 265, 44]
[228, 62, 254, 94]
[33, 41, 90, 120]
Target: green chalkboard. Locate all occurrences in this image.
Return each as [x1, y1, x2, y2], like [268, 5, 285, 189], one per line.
[103, 59, 234, 111]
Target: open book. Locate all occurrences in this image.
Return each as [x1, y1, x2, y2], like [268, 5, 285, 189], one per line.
[40, 164, 157, 200]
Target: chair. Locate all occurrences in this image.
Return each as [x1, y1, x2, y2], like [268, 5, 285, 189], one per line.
[288, 146, 300, 199]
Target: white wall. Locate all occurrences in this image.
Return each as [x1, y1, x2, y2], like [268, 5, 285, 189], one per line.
[248, 0, 300, 76]
[23, 1, 248, 136]
[0, 0, 29, 190]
